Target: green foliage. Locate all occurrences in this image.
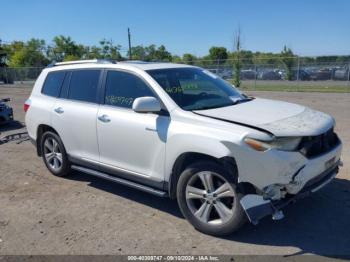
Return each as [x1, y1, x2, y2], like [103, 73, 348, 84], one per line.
[6, 39, 48, 67]
[208, 47, 228, 63]
[47, 35, 86, 62]
[172, 55, 182, 63]
[0, 44, 7, 67]
[280, 45, 295, 81]
[1, 35, 349, 69]
[182, 53, 197, 65]
[128, 44, 172, 61]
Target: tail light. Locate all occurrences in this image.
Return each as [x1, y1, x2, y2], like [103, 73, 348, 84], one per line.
[24, 99, 31, 112]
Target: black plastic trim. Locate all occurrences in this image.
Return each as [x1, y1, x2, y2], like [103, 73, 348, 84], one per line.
[71, 165, 167, 197]
[68, 155, 166, 192]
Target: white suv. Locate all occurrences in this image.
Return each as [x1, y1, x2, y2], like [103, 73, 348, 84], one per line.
[25, 60, 342, 236]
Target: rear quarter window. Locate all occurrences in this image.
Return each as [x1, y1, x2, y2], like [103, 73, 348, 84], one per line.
[42, 71, 66, 97]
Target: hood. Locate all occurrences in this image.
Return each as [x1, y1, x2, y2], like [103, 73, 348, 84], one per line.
[194, 98, 334, 136]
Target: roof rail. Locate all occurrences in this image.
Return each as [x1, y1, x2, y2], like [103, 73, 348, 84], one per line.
[47, 59, 116, 67]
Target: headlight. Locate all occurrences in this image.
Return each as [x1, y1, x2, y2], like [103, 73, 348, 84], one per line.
[244, 137, 302, 152]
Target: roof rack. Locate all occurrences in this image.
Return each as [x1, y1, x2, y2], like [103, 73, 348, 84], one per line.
[47, 59, 116, 67]
[121, 60, 151, 64]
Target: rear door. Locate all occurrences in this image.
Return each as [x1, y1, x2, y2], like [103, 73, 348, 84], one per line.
[51, 69, 102, 164]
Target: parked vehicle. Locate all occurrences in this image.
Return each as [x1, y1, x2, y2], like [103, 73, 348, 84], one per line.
[290, 69, 311, 81]
[258, 69, 281, 80]
[240, 69, 256, 80]
[333, 68, 349, 80]
[208, 68, 232, 79]
[25, 60, 342, 236]
[0, 98, 13, 124]
[308, 68, 333, 80]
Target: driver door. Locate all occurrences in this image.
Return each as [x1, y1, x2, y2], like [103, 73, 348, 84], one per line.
[96, 70, 169, 188]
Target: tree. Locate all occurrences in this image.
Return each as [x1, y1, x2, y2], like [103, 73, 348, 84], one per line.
[153, 45, 172, 61]
[47, 35, 85, 62]
[8, 39, 48, 67]
[98, 39, 122, 60]
[182, 53, 197, 65]
[208, 46, 228, 64]
[233, 28, 242, 87]
[0, 40, 7, 67]
[172, 55, 182, 63]
[128, 45, 147, 60]
[280, 45, 295, 81]
[128, 44, 172, 61]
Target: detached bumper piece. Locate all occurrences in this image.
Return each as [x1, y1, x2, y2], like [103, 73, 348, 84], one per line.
[240, 163, 340, 225]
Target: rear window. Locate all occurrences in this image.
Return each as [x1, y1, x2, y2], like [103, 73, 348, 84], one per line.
[68, 70, 101, 103]
[42, 71, 66, 97]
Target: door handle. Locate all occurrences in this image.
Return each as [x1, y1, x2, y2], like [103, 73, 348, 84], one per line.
[98, 114, 111, 123]
[54, 107, 64, 114]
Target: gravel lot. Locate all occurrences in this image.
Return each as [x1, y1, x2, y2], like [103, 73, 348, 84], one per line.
[0, 86, 349, 257]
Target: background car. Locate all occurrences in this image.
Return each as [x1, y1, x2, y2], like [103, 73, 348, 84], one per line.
[0, 98, 14, 124]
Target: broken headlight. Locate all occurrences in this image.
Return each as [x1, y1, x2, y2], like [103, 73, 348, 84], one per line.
[244, 137, 302, 152]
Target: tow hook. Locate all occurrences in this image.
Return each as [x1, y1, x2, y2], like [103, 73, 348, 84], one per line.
[272, 210, 284, 220]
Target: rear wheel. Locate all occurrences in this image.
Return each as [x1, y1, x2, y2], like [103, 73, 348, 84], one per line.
[41, 131, 71, 177]
[177, 161, 246, 236]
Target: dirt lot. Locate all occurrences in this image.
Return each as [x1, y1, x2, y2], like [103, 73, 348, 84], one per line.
[0, 86, 349, 257]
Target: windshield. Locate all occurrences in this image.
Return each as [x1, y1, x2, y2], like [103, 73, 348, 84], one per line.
[147, 67, 246, 110]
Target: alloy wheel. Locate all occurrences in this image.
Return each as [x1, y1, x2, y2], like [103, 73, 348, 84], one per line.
[185, 171, 236, 225]
[43, 137, 63, 171]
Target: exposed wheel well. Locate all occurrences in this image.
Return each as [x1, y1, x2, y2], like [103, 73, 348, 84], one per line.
[168, 152, 240, 199]
[36, 125, 58, 156]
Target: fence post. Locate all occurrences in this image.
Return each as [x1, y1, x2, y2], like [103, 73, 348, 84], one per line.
[296, 57, 300, 81]
[254, 64, 257, 90]
[4, 67, 8, 85]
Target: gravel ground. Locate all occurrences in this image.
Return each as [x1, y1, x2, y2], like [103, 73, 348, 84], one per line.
[0, 86, 349, 257]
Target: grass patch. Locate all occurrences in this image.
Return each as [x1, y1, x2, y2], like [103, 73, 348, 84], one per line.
[231, 80, 350, 93]
[239, 85, 350, 93]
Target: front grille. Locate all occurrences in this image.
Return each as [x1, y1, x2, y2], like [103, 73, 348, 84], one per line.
[298, 128, 340, 158]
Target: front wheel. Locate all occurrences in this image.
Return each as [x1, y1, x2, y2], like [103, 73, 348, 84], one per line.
[177, 161, 246, 236]
[41, 131, 71, 177]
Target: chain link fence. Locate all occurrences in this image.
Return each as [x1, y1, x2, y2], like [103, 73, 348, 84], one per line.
[0, 67, 42, 87]
[1, 57, 350, 92]
[185, 57, 350, 92]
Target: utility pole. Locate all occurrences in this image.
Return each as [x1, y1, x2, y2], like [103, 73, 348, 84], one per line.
[128, 28, 132, 60]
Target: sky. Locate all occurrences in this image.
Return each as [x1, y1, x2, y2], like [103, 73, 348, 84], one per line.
[1, 0, 350, 57]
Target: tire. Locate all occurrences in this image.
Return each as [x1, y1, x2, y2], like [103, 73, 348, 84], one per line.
[41, 131, 71, 177]
[177, 161, 246, 236]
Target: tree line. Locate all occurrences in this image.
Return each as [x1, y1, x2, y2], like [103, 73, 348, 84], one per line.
[1, 35, 349, 68]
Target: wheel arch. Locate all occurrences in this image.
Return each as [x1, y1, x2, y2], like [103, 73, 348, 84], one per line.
[36, 124, 59, 156]
[168, 152, 239, 199]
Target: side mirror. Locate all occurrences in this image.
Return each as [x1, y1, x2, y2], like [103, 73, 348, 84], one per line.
[132, 96, 161, 113]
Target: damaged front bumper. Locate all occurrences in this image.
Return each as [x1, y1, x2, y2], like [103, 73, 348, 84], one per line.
[240, 160, 341, 225]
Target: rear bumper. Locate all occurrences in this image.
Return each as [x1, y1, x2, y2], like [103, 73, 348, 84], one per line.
[240, 161, 340, 224]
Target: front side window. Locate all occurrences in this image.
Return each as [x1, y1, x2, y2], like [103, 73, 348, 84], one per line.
[68, 70, 101, 103]
[104, 70, 154, 109]
[147, 68, 245, 110]
[42, 71, 66, 97]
